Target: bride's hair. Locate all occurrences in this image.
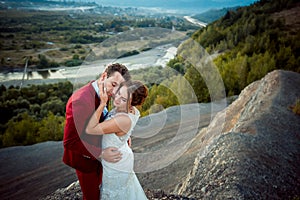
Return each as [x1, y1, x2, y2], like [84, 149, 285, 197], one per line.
[128, 80, 148, 106]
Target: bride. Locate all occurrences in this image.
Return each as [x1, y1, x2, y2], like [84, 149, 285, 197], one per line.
[86, 80, 148, 200]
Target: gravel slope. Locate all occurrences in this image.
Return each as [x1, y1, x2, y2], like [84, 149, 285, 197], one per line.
[0, 141, 77, 200]
[0, 102, 219, 200]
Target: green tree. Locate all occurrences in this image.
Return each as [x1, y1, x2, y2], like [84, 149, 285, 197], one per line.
[40, 98, 65, 117]
[153, 80, 178, 111]
[247, 51, 276, 84]
[37, 54, 49, 68]
[184, 66, 210, 102]
[37, 112, 65, 142]
[169, 75, 197, 104]
[30, 103, 41, 115]
[2, 113, 39, 147]
[167, 56, 185, 75]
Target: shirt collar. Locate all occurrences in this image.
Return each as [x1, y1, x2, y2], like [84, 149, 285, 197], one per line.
[92, 80, 100, 97]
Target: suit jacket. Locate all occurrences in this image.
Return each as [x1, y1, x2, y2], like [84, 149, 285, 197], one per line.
[63, 81, 104, 173]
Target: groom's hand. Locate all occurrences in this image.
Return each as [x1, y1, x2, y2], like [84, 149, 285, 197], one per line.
[127, 137, 132, 148]
[101, 147, 122, 163]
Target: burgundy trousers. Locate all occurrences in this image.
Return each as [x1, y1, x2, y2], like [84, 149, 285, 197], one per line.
[76, 169, 102, 200]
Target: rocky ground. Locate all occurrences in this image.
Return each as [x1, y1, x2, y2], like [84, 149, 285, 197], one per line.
[41, 180, 196, 200]
[0, 102, 218, 200]
[0, 141, 77, 200]
[177, 70, 300, 199]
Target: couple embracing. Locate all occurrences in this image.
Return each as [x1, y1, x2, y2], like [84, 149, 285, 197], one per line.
[63, 63, 148, 200]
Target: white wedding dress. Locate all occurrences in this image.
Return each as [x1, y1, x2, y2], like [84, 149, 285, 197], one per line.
[101, 107, 148, 200]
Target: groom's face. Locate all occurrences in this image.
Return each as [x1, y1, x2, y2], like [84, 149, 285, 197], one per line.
[103, 71, 125, 97]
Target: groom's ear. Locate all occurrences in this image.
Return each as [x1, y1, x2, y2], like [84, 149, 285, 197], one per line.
[100, 72, 107, 81]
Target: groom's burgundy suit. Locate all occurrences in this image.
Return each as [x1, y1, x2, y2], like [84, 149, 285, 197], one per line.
[63, 81, 105, 200]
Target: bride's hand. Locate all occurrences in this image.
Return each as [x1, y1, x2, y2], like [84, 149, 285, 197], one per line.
[100, 82, 108, 105]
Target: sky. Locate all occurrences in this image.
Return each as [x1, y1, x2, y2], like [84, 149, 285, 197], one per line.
[95, 0, 258, 13]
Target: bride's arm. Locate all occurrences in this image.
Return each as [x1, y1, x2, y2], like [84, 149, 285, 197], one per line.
[86, 81, 131, 135]
[85, 101, 106, 134]
[86, 112, 131, 135]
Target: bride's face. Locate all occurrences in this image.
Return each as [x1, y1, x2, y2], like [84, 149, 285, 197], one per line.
[113, 85, 130, 111]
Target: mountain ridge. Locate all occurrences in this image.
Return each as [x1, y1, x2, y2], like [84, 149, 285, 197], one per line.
[2, 0, 258, 14]
[96, 0, 257, 12]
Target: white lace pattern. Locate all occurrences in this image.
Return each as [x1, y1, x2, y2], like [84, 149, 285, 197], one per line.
[101, 107, 148, 200]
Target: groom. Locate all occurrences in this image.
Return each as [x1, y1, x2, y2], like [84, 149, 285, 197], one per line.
[63, 63, 131, 200]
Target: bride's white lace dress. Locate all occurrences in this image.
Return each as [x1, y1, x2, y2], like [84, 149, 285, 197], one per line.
[101, 107, 148, 200]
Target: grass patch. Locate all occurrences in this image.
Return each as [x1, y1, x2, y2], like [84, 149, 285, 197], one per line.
[290, 98, 300, 115]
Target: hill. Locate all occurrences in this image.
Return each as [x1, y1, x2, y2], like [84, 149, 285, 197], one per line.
[174, 0, 300, 105]
[177, 70, 300, 199]
[95, 0, 257, 14]
[192, 7, 241, 23]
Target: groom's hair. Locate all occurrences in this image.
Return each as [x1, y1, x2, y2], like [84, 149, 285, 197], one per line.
[104, 63, 131, 81]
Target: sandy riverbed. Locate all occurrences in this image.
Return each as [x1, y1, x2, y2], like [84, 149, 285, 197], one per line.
[0, 44, 177, 88]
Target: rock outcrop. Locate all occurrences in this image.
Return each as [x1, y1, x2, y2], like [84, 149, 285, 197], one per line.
[177, 70, 300, 199]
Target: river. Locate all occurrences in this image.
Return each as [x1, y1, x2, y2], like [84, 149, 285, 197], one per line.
[184, 16, 207, 27]
[0, 12, 207, 88]
[0, 44, 177, 87]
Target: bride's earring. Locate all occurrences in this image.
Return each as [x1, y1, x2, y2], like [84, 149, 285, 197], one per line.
[129, 106, 134, 113]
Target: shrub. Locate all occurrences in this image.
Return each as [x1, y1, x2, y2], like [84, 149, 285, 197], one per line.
[290, 98, 300, 115]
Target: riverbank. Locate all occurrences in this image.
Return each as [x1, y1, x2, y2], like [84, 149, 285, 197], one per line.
[0, 44, 177, 88]
[184, 16, 207, 27]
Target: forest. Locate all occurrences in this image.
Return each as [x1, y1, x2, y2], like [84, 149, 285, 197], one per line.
[0, 81, 72, 147]
[137, 0, 300, 114]
[0, 0, 300, 148]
